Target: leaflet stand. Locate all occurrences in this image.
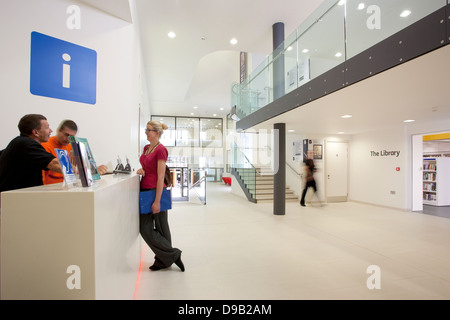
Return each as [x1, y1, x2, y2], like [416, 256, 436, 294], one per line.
[55, 148, 78, 189]
[113, 156, 132, 174]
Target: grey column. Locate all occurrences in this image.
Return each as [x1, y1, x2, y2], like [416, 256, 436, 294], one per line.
[272, 22, 285, 101]
[273, 123, 285, 215]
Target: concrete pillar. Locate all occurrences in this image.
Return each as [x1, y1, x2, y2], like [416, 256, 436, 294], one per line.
[272, 22, 285, 101]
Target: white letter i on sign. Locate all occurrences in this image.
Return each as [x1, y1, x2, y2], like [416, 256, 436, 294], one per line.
[62, 53, 71, 88]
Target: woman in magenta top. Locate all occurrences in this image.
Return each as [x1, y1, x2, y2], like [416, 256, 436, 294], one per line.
[137, 120, 184, 272]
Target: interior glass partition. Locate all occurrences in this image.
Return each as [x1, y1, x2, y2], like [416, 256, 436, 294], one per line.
[189, 169, 206, 204]
[170, 167, 189, 201]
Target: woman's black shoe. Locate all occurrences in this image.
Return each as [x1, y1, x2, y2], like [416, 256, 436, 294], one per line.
[149, 265, 163, 271]
[175, 257, 185, 272]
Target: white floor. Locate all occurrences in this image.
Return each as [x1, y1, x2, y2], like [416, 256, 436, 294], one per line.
[133, 182, 450, 300]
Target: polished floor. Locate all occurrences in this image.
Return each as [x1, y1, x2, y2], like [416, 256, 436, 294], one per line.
[133, 182, 450, 300]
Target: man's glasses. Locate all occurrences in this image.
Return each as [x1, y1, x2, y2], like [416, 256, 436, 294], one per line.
[145, 128, 158, 133]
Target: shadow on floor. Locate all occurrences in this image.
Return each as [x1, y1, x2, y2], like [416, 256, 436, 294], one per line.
[422, 204, 450, 219]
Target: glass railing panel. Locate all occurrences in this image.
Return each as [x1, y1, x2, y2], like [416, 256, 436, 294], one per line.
[231, 145, 257, 197]
[284, 30, 301, 94]
[244, 56, 271, 116]
[295, 1, 346, 80]
[345, 0, 447, 59]
[232, 0, 448, 121]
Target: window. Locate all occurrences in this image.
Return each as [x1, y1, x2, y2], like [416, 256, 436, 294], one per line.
[176, 117, 199, 147]
[151, 116, 175, 146]
[200, 118, 223, 147]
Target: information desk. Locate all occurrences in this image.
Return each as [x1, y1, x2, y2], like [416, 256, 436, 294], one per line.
[1, 174, 141, 300]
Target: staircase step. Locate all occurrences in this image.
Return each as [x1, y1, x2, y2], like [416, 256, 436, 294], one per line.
[255, 194, 299, 201]
[255, 189, 294, 195]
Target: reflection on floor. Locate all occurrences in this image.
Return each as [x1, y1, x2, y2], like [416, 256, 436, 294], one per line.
[133, 182, 450, 300]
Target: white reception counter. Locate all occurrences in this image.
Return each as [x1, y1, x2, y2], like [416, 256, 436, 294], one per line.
[1, 174, 141, 300]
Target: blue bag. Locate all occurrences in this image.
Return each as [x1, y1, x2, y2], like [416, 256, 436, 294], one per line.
[139, 188, 172, 214]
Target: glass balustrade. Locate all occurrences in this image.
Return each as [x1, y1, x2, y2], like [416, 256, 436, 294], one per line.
[232, 0, 448, 119]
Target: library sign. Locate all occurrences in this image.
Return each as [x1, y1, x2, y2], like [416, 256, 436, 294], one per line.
[370, 150, 401, 157]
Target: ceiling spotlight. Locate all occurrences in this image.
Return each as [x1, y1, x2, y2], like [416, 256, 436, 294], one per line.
[403, 119, 415, 123]
[168, 31, 176, 38]
[288, 129, 296, 133]
[400, 10, 411, 18]
[341, 114, 352, 118]
[230, 38, 238, 45]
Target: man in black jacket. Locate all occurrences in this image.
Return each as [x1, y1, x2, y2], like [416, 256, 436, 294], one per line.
[0, 114, 62, 193]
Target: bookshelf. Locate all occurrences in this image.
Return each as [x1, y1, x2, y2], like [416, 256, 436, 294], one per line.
[423, 157, 450, 206]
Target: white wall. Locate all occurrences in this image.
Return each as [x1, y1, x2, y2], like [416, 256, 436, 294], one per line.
[0, 0, 149, 171]
[349, 127, 406, 209]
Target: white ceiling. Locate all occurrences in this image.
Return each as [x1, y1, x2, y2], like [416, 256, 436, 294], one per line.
[133, 0, 326, 118]
[81, 0, 450, 136]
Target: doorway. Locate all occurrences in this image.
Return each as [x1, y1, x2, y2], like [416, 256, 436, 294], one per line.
[326, 141, 348, 202]
[412, 132, 450, 218]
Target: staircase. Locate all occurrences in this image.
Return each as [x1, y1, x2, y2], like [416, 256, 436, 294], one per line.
[253, 174, 298, 203]
[232, 166, 299, 203]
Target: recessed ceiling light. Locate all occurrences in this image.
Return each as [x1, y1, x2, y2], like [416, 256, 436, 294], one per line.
[335, 52, 343, 58]
[287, 46, 293, 51]
[341, 114, 352, 118]
[403, 119, 415, 123]
[358, 3, 365, 10]
[168, 31, 176, 38]
[338, 0, 346, 6]
[400, 10, 411, 18]
[288, 129, 295, 133]
[302, 49, 309, 53]
[220, 107, 224, 111]
[190, 113, 194, 116]
[338, 132, 345, 134]
[193, 106, 198, 109]
[213, 114, 217, 117]
[230, 38, 238, 45]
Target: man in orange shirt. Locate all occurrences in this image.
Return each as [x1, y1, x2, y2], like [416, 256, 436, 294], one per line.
[41, 120, 78, 184]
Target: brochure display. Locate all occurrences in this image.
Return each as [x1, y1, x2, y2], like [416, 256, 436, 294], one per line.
[69, 136, 101, 187]
[54, 148, 77, 185]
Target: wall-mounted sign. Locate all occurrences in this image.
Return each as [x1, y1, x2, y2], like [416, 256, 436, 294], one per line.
[30, 31, 97, 104]
[370, 150, 401, 157]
